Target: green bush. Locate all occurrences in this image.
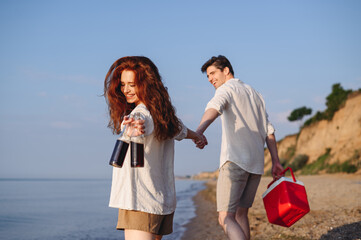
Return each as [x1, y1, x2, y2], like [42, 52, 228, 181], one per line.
[304, 111, 327, 126]
[327, 161, 358, 173]
[299, 148, 359, 174]
[301, 148, 331, 174]
[349, 150, 361, 168]
[290, 154, 309, 171]
[288, 106, 312, 122]
[303, 83, 351, 127]
[324, 83, 352, 120]
[280, 158, 289, 167]
[327, 150, 360, 173]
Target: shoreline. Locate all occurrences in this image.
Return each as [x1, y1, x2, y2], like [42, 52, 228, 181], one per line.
[181, 174, 361, 240]
[181, 180, 224, 240]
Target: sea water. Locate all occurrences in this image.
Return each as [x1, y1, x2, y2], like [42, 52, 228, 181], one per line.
[0, 178, 204, 240]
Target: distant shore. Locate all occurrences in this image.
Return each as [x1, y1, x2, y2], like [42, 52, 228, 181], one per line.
[181, 174, 361, 240]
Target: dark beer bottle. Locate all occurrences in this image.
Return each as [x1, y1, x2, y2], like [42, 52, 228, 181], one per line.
[130, 112, 144, 168]
[109, 126, 129, 168]
[130, 141, 144, 167]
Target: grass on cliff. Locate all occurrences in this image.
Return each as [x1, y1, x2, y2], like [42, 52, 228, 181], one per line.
[266, 148, 360, 176]
[289, 154, 309, 171]
[327, 150, 360, 174]
[301, 149, 331, 174]
[279, 146, 296, 167]
[301, 148, 358, 175]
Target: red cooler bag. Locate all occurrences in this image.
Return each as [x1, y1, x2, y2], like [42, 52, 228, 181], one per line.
[262, 167, 310, 227]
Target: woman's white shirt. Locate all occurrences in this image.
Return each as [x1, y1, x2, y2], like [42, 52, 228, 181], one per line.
[109, 103, 187, 215]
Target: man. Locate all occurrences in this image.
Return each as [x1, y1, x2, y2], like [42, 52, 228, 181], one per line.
[196, 55, 284, 240]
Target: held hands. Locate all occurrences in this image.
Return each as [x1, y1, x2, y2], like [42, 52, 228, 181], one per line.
[185, 128, 207, 149]
[123, 117, 208, 149]
[193, 131, 208, 149]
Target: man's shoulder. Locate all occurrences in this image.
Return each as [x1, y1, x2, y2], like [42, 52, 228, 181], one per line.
[222, 78, 247, 91]
[225, 78, 244, 86]
[223, 79, 264, 100]
[229, 79, 259, 92]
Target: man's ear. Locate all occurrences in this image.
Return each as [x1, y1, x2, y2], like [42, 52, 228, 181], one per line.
[223, 67, 230, 75]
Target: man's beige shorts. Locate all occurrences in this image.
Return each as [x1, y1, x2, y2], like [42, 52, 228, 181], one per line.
[217, 161, 261, 212]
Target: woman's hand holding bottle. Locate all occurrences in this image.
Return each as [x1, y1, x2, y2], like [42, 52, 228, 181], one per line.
[123, 114, 145, 137]
[123, 113, 145, 168]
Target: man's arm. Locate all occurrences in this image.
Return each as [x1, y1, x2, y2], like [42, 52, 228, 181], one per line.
[266, 133, 284, 179]
[196, 108, 220, 134]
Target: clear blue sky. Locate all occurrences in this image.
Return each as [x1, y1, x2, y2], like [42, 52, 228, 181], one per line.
[1, 0, 360, 178]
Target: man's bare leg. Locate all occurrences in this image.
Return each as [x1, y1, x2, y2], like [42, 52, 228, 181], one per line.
[218, 211, 247, 240]
[235, 207, 250, 240]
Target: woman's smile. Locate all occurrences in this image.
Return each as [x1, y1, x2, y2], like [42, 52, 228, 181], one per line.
[121, 70, 142, 105]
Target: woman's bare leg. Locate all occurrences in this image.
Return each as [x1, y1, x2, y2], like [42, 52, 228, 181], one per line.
[154, 235, 162, 240]
[124, 229, 162, 240]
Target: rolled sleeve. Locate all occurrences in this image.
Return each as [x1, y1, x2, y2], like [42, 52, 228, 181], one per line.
[205, 101, 222, 114]
[265, 112, 275, 135]
[175, 119, 188, 141]
[205, 86, 230, 114]
[266, 122, 275, 135]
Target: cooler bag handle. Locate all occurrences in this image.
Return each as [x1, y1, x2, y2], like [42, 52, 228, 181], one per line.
[267, 167, 296, 188]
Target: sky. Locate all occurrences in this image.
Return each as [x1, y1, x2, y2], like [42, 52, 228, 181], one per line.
[0, 0, 360, 179]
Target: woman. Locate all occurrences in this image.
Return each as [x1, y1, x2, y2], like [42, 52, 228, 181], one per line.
[104, 56, 205, 240]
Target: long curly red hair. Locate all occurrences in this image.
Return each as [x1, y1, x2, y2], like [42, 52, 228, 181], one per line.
[104, 56, 181, 141]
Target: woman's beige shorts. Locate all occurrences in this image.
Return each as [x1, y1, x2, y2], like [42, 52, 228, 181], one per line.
[117, 209, 174, 236]
[217, 161, 261, 212]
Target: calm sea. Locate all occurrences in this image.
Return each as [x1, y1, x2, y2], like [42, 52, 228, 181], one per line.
[0, 178, 204, 240]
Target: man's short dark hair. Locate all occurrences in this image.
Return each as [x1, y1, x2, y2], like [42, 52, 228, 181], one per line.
[201, 55, 234, 76]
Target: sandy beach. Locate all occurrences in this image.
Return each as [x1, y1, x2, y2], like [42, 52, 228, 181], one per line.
[181, 174, 361, 240]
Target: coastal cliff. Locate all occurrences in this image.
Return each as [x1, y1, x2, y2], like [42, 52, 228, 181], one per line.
[264, 91, 361, 174]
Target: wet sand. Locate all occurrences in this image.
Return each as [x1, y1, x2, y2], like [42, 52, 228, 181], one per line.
[181, 174, 361, 240]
